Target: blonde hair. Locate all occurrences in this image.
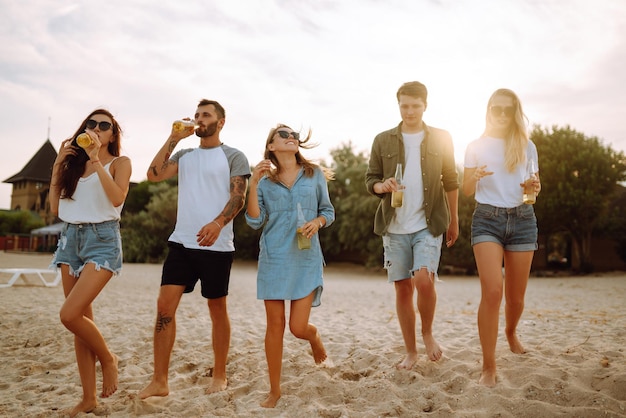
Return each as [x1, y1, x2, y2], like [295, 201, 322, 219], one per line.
[264, 124, 334, 181]
[483, 89, 529, 172]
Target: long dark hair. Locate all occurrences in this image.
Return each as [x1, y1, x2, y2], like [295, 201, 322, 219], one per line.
[57, 109, 122, 199]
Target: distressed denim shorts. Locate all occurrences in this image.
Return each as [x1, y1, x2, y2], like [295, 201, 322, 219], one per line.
[382, 228, 443, 283]
[51, 220, 122, 277]
[471, 203, 538, 251]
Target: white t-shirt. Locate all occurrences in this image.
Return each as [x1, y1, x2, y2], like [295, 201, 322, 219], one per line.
[464, 136, 539, 208]
[388, 131, 428, 234]
[168, 144, 250, 252]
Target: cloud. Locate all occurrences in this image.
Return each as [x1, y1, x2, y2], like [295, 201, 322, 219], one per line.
[1, 0, 625, 210]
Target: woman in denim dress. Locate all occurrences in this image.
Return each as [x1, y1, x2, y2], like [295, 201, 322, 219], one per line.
[246, 124, 335, 408]
[50, 109, 132, 417]
[462, 89, 541, 387]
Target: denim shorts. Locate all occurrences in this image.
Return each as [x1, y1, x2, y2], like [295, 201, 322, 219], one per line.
[51, 220, 122, 277]
[382, 228, 443, 282]
[161, 241, 234, 299]
[471, 203, 538, 251]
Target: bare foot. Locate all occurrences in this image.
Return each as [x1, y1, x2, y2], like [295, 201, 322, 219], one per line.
[479, 369, 497, 387]
[206, 377, 228, 394]
[423, 334, 443, 361]
[138, 380, 169, 399]
[67, 399, 97, 418]
[396, 353, 418, 370]
[101, 354, 119, 398]
[310, 331, 327, 364]
[506, 332, 526, 354]
[260, 391, 281, 408]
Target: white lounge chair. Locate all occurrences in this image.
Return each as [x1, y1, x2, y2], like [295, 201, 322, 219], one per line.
[0, 268, 61, 288]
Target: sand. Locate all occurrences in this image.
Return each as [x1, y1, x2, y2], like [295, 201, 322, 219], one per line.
[0, 251, 624, 417]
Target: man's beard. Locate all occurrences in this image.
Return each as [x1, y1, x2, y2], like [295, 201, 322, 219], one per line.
[196, 121, 219, 138]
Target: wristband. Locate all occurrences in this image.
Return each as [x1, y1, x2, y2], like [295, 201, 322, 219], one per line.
[318, 219, 323, 229]
[212, 220, 222, 229]
[91, 160, 100, 164]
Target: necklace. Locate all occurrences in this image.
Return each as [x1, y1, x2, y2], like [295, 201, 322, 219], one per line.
[278, 167, 300, 188]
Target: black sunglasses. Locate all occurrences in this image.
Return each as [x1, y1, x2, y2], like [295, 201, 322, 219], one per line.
[275, 130, 300, 141]
[489, 106, 515, 118]
[86, 119, 112, 131]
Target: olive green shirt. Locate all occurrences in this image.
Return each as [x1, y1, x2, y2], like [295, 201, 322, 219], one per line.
[365, 122, 459, 236]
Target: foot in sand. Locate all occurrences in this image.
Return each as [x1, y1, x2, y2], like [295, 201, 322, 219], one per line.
[506, 331, 526, 354]
[101, 354, 119, 398]
[396, 352, 418, 370]
[310, 331, 327, 364]
[138, 380, 169, 399]
[67, 399, 97, 418]
[206, 377, 228, 394]
[423, 334, 443, 361]
[261, 391, 281, 408]
[479, 369, 497, 387]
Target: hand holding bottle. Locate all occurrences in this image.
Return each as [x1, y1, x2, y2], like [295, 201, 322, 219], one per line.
[391, 163, 405, 208]
[522, 159, 539, 204]
[296, 202, 312, 250]
[170, 118, 197, 140]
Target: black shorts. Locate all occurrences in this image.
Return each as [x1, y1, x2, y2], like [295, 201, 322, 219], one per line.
[161, 241, 234, 299]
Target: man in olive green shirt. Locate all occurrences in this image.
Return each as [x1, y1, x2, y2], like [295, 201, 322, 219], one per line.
[366, 81, 459, 368]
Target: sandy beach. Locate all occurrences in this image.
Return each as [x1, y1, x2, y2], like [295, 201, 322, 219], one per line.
[0, 251, 624, 417]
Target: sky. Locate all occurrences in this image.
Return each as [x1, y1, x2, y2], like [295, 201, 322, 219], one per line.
[1, 0, 625, 210]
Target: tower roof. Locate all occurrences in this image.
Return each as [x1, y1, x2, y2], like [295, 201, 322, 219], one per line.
[3, 140, 58, 184]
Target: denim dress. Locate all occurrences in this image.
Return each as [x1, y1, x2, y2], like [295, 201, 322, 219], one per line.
[245, 167, 335, 307]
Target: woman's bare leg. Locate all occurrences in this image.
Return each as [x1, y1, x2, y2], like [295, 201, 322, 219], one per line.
[474, 242, 504, 387]
[503, 251, 533, 354]
[261, 300, 285, 408]
[60, 264, 117, 399]
[289, 292, 327, 364]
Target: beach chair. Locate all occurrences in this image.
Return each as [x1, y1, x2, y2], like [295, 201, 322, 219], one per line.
[0, 268, 61, 288]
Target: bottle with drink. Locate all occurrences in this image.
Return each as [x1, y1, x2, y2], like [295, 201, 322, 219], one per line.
[523, 158, 537, 204]
[172, 119, 197, 133]
[296, 202, 311, 250]
[391, 163, 404, 208]
[76, 133, 92, 148]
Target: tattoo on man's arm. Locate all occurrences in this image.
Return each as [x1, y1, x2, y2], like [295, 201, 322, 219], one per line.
[156, 312, 172, 333]
[220, 176, 247, 223]
[159, 158, 171, 173]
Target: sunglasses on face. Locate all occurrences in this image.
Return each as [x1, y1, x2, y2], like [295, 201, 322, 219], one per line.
[275, 130, 300, 141]
[86, 119, 112, 131]
[489, 106, 515, 118]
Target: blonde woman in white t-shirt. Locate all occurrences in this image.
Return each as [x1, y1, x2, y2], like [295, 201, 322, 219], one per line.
[462, 89, 541, 387]
[50, 109, 132, 417]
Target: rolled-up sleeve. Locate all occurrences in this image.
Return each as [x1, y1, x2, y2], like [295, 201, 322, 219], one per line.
[316, 170, 335, 227]
[245, 185, 267, 230]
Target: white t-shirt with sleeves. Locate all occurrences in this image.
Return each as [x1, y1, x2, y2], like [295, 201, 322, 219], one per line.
[168, 144, 250, 252]
[464, 136, 538, 208]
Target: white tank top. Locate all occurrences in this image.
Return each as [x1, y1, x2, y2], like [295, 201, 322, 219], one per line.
[59, 159, 123, 224]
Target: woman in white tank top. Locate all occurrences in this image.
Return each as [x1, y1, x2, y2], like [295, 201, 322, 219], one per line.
[49, 109, 132, 417]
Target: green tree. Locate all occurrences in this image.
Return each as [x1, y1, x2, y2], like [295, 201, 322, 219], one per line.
[596, 185, 626, 263]
[121, 182, 178, 263]
[323, 142, 382, 267]
[440, 166, 476, 274]
[532, 125, 626, 272]
[0, 210, 45, 235]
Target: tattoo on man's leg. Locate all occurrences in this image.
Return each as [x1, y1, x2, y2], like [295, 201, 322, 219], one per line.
[156, 312, 172, 332]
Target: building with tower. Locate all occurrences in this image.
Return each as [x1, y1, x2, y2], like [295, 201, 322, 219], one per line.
[3, 140, 58, 225]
